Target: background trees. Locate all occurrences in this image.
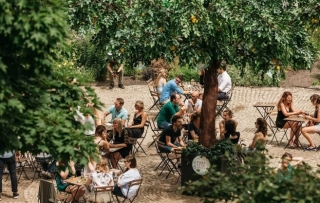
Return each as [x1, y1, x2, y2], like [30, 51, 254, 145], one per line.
[70, 0, 319, 148]
[0, 0, 99, 163]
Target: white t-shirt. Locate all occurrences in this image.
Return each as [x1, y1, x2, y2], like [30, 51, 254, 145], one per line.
[184, 99, 202, 113]
[217, 71, 232, 93]
[74, 109, 96, 136]
[118, 168, 141, 198]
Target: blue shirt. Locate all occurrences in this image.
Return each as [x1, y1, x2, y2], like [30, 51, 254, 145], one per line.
[107, 105, 128, 122]
[160, 79, 183, 103]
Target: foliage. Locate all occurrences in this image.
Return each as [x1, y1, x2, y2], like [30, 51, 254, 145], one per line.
[0, 0, 100, 164]
[182, 139, 234, 164]
[182, 152, 320, 203]
[168, 65, 200, 83]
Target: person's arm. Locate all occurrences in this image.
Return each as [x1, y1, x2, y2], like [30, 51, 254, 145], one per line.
[165, 135, 177, 148]
[69, 161, 76, 175]
[117, 171, 135, 187]
[174, 106, 187, 117]
[291, 157, 303, 167]
[161, 78, 167, 86]
[59, 167, 70, 179]
[178, 135, 186, 147]
[219, 121, 225, 136]
[189, 130, 199, 140]
[280, 103, 300, 117]
[195, 100, 202, 112]
[117, 64, 123, 73]
[129, 112, 147, 129]
[104, 106, 113, 117]
[107, 63, 114, 74]
[218, 77, 228, 92]
[101, 140, 110, 151]
[305, 107, 320, 123]
[249, 133, 259, 149]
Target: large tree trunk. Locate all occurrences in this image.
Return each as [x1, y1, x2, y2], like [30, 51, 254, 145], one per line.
[199, 61, 219, 148]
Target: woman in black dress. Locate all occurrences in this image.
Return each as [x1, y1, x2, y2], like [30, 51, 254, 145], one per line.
[107, 118, 131, 169]
[224, 120, 240, 144]
[275, 91, 303, 148]
[127, 100, 147, 138]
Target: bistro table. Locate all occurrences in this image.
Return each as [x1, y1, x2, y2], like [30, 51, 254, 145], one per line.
[64, 176, 87, 202]
[284, 116, 309, 151]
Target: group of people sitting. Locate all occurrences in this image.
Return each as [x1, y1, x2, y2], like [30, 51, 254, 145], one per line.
[275, 91, 320, 150]
[55, 155, 141, 203]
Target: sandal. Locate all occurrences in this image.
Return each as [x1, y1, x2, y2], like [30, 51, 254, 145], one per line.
[305, 146, 317, 151]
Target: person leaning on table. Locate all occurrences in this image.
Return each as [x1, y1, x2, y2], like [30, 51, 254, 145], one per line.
[113, 155, 141, 199]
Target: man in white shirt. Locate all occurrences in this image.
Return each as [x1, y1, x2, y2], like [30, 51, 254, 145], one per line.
[217, 61, 232, 99]
[185, 91, 202, 113]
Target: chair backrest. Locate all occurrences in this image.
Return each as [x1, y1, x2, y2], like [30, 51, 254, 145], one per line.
[126, 179, 143, 201]
[93, 185, 114, 203]
[38, 179, 56, 203]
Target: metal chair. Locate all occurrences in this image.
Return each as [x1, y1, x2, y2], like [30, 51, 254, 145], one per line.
[38, 179, 68, 203]
[91, 185, 114, 203]
[216, 88, 233, 118]
[114, 179, 143, 203]
[131, 121, 150, 155]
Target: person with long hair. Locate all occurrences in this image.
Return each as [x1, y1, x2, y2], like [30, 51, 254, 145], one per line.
[153, 69, 167, 96]
[188, 112, 200, 141]
[84, 157, 114, 202]
[107, 118, 131, 169]
[276, 152, 303, 181]
[301, 94, 320, 150]
[275, 91, 303, 148]
[127, 100, 147, 138]
[219, 110, 238, 139]
[87, 125, 110, 172]
[224, 120, 240, 144]
[113, 155, 141, 198]
[248, 118, 268, 150]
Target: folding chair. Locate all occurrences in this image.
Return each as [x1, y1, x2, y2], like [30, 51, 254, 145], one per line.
[131, 121, 150, 155]
[38, 179, 68, 203]
[31, 153, 53, 182]
[16, 157, 30, 182]
[91, 185, 114, 203]
[114, 179, 143, 203]
[216, 88, 233, 118]
[147, 117, 163, 148]
[267, 110, 288, 145]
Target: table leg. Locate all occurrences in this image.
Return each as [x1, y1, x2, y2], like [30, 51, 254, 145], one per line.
[284, 121, 304, 151]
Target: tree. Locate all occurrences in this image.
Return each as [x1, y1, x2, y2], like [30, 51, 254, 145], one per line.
[0, 0, 100, 163]
[69, 0, 320, 148]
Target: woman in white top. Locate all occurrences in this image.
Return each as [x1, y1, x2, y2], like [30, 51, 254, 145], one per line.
[153, 69, 167, 96]
[113, 155, 141, 198]
[84, 158, 114, 203]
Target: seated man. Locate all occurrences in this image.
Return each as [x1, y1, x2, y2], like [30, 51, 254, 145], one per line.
[217, 61, 232, 100]
[157, 93, 186, 129]
[104, 98, 128, 126]
[185, 91, 202, 113]
[158, 115, 186, 152]
[159, 75, 192, 104]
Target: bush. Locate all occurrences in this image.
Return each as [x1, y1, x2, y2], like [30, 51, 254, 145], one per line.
[168, 65, 199, 82]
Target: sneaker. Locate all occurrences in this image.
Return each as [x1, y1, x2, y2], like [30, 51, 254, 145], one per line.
[13, 193, 19, 199]
[118, 84, 125, 89]
[109, 83, 114, 89]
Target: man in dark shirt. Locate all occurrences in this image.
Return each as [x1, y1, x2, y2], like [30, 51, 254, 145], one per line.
[158, 115, 186, 152]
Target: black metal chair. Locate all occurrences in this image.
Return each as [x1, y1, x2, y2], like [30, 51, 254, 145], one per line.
[216, 88, 233, 118]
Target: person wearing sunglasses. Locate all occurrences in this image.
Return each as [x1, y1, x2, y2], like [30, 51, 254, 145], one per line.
[276, 152, 303, 181]
[247, 118, 268, 150]
[159, 75, 192, 104]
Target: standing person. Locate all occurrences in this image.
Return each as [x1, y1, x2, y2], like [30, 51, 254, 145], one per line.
[158, 115, 186, 152]
[0, 150, 19, 200]
[153, 69, 167, 96]
[219, 110, 238, 139]
[275, 91, 303, 148]
[157, 93, 187, 129]
[104, 98, 128, 126]
[127, 101, 148, 138]
[107, 59, 124, 89]
[247, 118, 268, 150]
[276, 152, 303, 181]
[217, 61, 232, 100]
[184, 91, 202, 113]
[113, 155, 141, 198]
[301, 94, 320, 151]
[107, 118, 131, 169]
[159, 75, 192, 104]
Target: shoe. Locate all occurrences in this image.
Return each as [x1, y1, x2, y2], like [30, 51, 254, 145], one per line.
[305, 146, 317, 151]
[109, 84, 114, 89]
[118, 84, 124, 89]
[13, 193, 19, 199]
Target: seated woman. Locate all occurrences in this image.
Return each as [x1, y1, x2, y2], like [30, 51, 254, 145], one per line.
[127, 100, 147, 138]
[275, 91, 303, 148]
[55, 160, 85, 203]
[113, 155, 141, 198]
[276, 152, 303, 181]
[153, 69, 167, 96]
[224, 120, 240, 144]
[219, 110, 238, 139]
[301, 94, 320, 151]
[247, 118, 268, 150]
[87, 125, 110, 172]
[107, 118, 131, 169]
[84, 157, 114, 203]
[188, 112, 200, 141]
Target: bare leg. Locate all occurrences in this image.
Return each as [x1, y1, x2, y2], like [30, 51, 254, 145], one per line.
[302, 126, 318, 147]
